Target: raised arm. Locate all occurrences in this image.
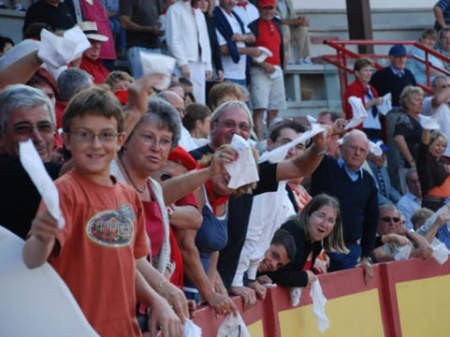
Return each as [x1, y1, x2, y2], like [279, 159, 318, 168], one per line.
[0, 51, 42, 90]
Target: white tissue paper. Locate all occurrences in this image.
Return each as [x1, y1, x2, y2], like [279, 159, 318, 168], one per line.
[345, 96, 368, 130]
[394, 243, 412, 261]
[269, 65, 283, 79]
[38, 27, 90, 69]
[377, 93, 392, 116]
[310, 280, 329, 333]
[216, 313, 251, 337]
[290, 287, 302, 307]
[0, 226, 99, 336]
[431, 238, 449, 265]
[259, 123, 325, 164]
[184, 319, 202, 337]
[19, 140, 65, 229]
[369, 140, 384, 157]
[306, 115, 317, 124]
[140, 51, 176, 90]
[254, 46, 273, 63]
[225, 134, 259, 189]
[418, 114, 440, 130]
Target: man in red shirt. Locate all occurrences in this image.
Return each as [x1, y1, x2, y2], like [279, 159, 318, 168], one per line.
[248, 0, 286, 140]
[79, 21, 110, 84]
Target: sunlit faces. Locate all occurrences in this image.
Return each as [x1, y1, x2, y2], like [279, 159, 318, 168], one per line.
[211, 107, 251, 148]
[258, 243, 291, 273]
[84, 40, 102, 61]
[124, 118, 173, 176]
[260, 6, 275, 21]
[209, 170, 234, 196]
[220, 0, 235, 12]
[267, 127, 304, 159]
[406, 93, 423, 114]
[308, 205, 337, 242]
[378, 208, 402, 235]
[0, 105, 55, 162]
[354, 66, 375, 85]
[63, 114, 124, 183]
[429, 136, 447, 158]
[341, 133, 369, 172]
[390, 55, 407, 71]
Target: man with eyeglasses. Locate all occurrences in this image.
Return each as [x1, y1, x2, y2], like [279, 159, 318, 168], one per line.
[421, 75, 450, 160]
[311, 129, 378, 283]
[189, 100, 329, 301]
[372, 204, 431, 262]
[0, 84, 61, 239]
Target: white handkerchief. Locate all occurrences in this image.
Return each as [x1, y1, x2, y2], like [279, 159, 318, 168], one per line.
[254, 46, 273, 63]
[0, 226, 99, 337]
[38, 27, 90, 69]
[184, 319, 202, 337]
[259, 123, 325, 164]
[19, 140, 64, 228]
[345, 96, 368, 130]
[378, 93, 392, 116]
[394, 243, 412, 261]
[140, 51, 176, 90]
[269, 65, 283, 79]
[310, 280, 329, 333]
[369, 140, 383, 157]
[419, 114, 440, 130]
[217, 313, 250, 337]
[431, 238, 449, 265]
[306, 115, 317, 124]
[225, 135, 259, 189]
[290, 287, 302, 307]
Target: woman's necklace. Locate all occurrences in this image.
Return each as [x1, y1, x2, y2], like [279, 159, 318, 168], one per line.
[119, 155, 146, 193]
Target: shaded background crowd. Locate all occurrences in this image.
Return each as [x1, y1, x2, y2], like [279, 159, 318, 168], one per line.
[0, 0, 450, 336]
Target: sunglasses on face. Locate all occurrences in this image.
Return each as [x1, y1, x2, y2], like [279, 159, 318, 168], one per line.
[381, 216, 400, 223]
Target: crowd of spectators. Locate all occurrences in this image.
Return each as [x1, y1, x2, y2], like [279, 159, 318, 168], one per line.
[0, 1, 449, 336]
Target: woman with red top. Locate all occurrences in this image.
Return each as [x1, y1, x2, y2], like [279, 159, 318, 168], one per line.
[344, 58, 384, 141]
[248, 0, 286, 140]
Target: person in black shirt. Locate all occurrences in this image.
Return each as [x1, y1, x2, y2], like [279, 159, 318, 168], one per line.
[23, 0, 77, 33]
[0, 84, 61, 239]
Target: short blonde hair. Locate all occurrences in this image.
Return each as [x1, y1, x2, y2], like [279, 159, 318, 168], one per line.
[399, 85, 424, 110]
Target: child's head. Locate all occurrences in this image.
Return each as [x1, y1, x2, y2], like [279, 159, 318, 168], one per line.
[105, 71, 134, 91]
[62, 87, 125, 178]
[258, 229, 296, 273]
[62, 87, 124, 133]
[411, 208, 434, 231]
[428, 130, 448, 158]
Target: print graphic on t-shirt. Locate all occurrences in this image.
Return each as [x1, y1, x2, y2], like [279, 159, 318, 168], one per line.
[86, 204, 135, 247]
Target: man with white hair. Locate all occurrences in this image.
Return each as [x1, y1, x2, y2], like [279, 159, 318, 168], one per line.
[310, 130, 379, 283]
[0, 84, 61, 239]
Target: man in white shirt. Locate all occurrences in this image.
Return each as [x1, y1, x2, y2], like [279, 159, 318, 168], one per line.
[397, 169, 423, 230]
[233, 0, 259, 28]
[421, 75, 450, 158]
[166, 0, 213, 104]
[213, 0, 262, 85]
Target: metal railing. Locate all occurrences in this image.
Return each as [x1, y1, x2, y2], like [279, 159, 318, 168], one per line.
[321, 40, 450, 109]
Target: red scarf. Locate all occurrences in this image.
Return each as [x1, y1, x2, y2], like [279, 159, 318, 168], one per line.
[204, 180, 230, 215]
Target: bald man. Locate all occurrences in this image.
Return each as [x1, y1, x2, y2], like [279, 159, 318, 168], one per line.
[159, 90, 199, 151]
[310, 130, 379, 283]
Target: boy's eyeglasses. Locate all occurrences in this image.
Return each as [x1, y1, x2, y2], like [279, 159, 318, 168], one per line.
[69, 130, 120, 143]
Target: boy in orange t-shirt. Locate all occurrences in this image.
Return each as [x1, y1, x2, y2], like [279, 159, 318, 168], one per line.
[23, 87, 182, 337]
